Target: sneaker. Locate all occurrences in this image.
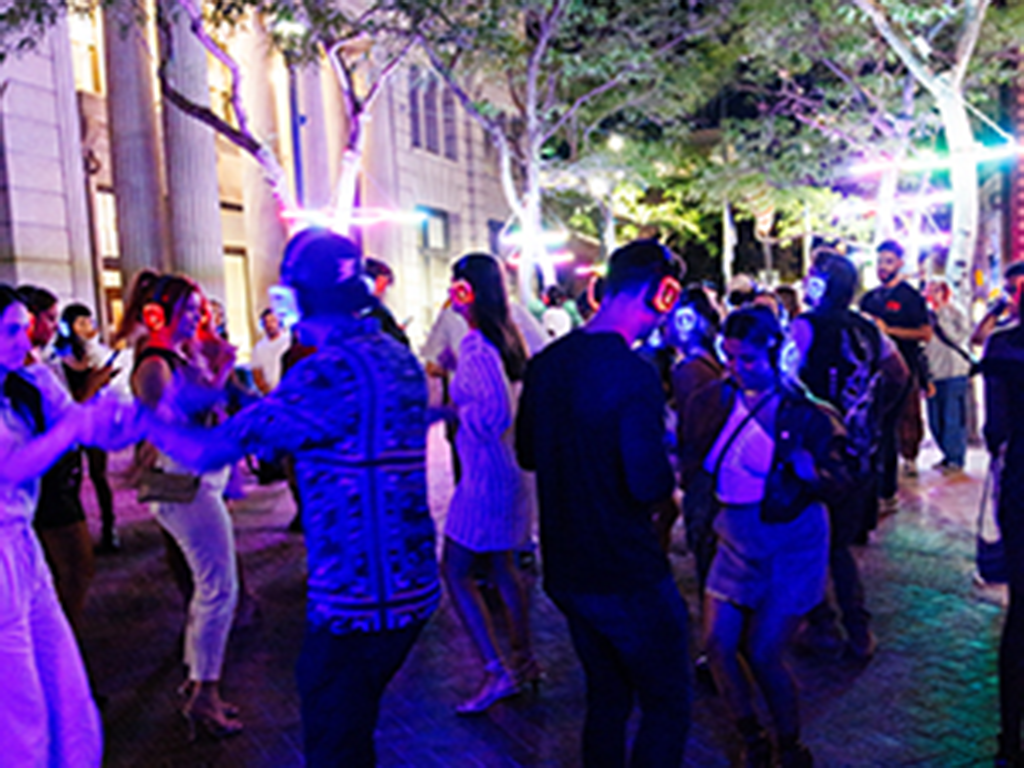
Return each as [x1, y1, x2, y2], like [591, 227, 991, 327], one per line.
[794, 621, 846, 659]
[940, 463, 965, 476]
[779, 743, 814, 768]
[846, 625, 877, 660]
[902, 459, 918, 477]
[878, 496, 899, 517]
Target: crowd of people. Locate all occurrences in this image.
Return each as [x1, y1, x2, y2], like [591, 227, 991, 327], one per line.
[0, 226, 1022, 768]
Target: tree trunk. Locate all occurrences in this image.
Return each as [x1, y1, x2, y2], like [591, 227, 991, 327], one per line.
[935, 90, 978, 298]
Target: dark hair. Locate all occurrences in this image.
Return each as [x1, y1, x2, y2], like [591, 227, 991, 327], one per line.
[56, 303, 93, 361]
[775, 285, 800, 319]
[452, 253, 529, 382]
[259, 307, 275, 322]
[363, 257, 394, 284]
[812, 250, 859, 311]
[877, 239, 904, 260]
[723, 305, 784, 367]
[1006, 261, 1024, 281]
[678, 286, 720, 353]
[116, 270, 199, 342]
[16, 285, 58, 316]
[605, 239, 684, 299]
[545, 285, 566, 307]
[281, 229, 375, 318]
[0, 284, 44, 434]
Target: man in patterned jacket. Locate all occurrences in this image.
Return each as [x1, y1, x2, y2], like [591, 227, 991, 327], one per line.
[145, 229, 439, 767]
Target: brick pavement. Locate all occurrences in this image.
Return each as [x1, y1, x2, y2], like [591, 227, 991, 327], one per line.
[77, 427, 1003, 767]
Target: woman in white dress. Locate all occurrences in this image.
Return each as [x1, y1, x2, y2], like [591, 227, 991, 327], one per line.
[0, 284, 139, 766]
[443, 253, 539, 715]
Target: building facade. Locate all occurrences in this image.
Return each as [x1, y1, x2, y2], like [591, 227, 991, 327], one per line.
[0, 11, 510, 356]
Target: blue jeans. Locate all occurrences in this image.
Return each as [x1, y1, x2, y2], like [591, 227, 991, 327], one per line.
[296, 620, 426, 768]
[926, 376, 968, 467]
[548, 577, 692, 768]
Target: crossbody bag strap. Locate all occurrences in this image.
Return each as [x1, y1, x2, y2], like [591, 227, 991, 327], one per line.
[711, 390, 775, 500]
[931, 312, 976, 366]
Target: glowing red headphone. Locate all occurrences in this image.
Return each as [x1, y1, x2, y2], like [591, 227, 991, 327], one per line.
[649, 274, 682, 314]
[450, 279, 475, 308]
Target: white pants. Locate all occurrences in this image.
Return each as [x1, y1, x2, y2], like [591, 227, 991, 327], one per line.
[153, 466, 238, 681]
[0, 522, 102, 767]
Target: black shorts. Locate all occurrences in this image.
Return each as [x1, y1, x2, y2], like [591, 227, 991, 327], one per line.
[34, 448, 86, 531]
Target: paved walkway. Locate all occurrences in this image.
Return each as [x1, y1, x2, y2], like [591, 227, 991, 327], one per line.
[77, 427, 1003, 767]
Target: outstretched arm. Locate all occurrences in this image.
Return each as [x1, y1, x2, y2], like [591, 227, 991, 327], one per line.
[142, 411, 244, 474]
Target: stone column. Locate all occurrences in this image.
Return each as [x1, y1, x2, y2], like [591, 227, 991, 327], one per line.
[160, 1, 225, 301]
[234, 18, 287, 314]
[103, 2, 169, 286]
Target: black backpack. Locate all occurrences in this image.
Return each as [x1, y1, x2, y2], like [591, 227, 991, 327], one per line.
[802, 312, 882, 478]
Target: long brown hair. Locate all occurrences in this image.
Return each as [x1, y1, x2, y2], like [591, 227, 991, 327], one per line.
[452, 253, 528, 382]
[115, 270, 199, 343]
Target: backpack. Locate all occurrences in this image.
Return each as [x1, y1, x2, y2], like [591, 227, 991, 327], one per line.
[803, 312, 882, 478]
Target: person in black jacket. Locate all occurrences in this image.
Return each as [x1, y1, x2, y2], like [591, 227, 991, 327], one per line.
[982, 261, 1024, 768]
[682, 306, 852, 768]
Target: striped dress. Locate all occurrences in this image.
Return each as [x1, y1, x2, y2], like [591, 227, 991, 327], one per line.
[445, 330, 528, 552]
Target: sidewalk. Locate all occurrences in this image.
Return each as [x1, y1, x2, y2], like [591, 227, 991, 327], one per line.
[78, 428, 1002, 767]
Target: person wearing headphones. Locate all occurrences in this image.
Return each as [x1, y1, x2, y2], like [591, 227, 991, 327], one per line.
[142, 230, 439, 767]
[981, 260, 1024, 768]
[682, 306, 852, 768]
[120, 272, 242, 739]
[516, 239, 692, 767]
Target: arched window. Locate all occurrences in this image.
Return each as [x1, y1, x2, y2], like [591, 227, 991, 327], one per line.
[442, 89, 458, 161]
[424, 76, 440, 154]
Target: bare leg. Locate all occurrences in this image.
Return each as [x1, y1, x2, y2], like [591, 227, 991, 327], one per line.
[443, 538, 504, 668]
[745, 608, 802, 740]
[442, 538, 517, 713]
[490, 551, 539, 681]
[704, 595, 755, 721]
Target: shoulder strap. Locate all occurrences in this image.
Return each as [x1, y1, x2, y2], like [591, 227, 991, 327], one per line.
[931, 310, 976, 365]
[133, 346, 186, 374]
[711, 391, 775, 493]
[4, 371, 45, 434]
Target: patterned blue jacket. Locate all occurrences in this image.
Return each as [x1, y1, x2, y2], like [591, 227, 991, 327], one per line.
[226, 317, 439, 633]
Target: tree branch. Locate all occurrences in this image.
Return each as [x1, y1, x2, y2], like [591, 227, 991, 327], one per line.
[952, 0, 992, 89]
[849, 0, 941, 96]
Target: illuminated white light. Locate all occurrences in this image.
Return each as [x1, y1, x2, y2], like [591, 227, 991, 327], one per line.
[587, 177, 611, 197]
[850, 144, 1022, 176]
[283, 207, 427, 231]
[608, 134, 625, 153]
[500, 228, 569, 248]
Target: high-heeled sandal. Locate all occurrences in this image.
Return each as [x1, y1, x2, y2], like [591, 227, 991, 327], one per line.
[181, 703, 244, 742]
[513, 656, 546, 692]
[177, 681, 240, 718]
[455, 661, 519, 716]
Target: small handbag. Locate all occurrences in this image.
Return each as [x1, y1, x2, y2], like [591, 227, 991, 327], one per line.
[975, 452, 1007, 586]
[137, 467, 200, 505]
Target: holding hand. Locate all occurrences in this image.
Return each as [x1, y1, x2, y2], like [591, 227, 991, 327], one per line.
[77, 394, 146, 451]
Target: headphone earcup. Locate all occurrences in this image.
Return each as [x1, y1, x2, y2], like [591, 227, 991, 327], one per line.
[142, 303, 166, 332]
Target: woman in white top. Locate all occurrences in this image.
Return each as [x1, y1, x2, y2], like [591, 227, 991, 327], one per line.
[0, 284, 139, 766]
[442, 253, 539, 715]
[123, 271, 242, 739]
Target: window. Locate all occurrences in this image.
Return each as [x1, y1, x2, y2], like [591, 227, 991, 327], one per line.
[417, 206, 449, 251]
[223, 249, 254, 360]
[409, 66, 421, 149]
[488, 219, 505, 256]
[424, 77, 440, 154]
[442, 89, 458, 161]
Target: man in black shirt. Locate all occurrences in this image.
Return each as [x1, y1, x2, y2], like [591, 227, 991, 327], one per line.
[860, 240, 932, 506]
[517, 240, 691, 767]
